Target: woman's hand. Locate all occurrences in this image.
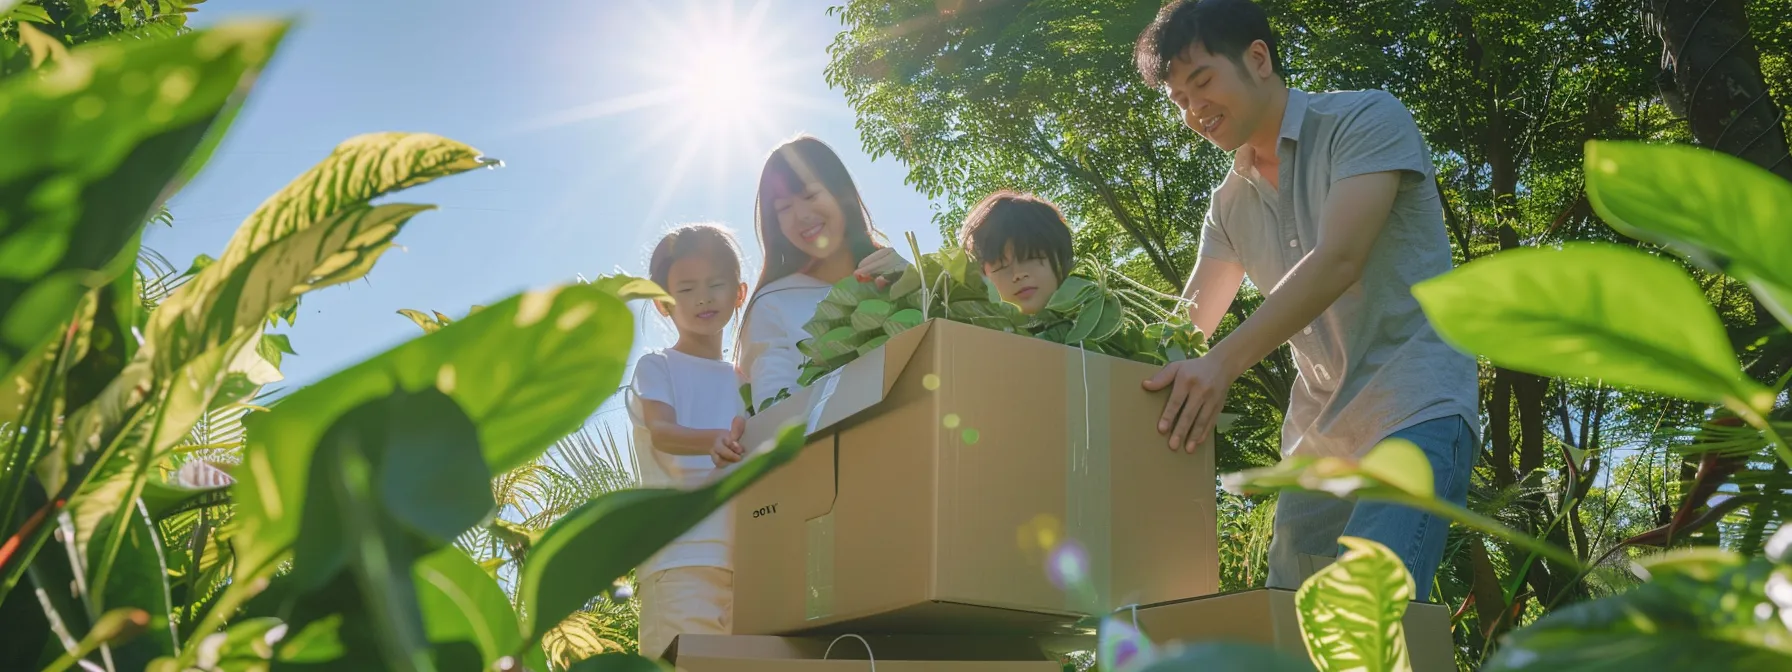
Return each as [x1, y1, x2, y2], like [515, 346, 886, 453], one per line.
[854, 248, 911, 289]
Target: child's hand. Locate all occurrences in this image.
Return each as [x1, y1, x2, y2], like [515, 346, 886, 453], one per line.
[711, 416, 747, 467]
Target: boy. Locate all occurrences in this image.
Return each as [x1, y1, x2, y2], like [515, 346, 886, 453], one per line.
[958, 190, 1076, 315]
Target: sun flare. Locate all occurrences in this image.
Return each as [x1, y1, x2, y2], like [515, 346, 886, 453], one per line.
[528, 0, 821, 224]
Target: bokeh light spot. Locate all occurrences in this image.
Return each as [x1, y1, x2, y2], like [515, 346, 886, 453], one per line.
[962, 428, 980, 444]
[922, 373, 941, 390]
[943, 413, 961, 429]
[1047, 540, 1090, 590]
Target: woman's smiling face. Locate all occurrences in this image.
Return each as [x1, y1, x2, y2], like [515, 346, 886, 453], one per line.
[773, 177, 848, 262]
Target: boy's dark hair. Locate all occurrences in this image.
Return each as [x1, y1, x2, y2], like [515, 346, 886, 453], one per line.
[1135, 0, 1284, 88]
[958, 191, 1075, 282]
[648, 223, 743, 293]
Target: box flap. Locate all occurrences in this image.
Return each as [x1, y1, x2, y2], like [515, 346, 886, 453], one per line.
[798, 319, 933, 437]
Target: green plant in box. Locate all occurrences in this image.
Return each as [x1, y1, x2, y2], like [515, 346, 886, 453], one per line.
[790, 234, 1211, 389]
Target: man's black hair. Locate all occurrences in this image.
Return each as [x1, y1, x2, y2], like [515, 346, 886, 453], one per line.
[1135, 0, 1284, 88]
[958, 191, 1076, 283]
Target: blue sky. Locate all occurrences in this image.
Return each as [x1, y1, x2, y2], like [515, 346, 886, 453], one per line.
[158, 0, 946, 418]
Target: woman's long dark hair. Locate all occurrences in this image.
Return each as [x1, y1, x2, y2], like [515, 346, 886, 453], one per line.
[750, 135, 885, 295]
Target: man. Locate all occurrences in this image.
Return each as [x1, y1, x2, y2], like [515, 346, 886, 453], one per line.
[1134, 0, 1479, 599]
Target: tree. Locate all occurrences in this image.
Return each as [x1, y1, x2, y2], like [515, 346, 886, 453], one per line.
[1647, 0, 1792, 182]
[826, 0, 1792, 665]
[2, 1, 206, 76]
[826, 0, 1296, 467]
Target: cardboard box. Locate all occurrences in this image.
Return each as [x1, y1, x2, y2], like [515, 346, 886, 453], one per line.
[1131, 589, 1457, 671]
[735, 319, 1220, 636]
[666, 634, 1064, 671]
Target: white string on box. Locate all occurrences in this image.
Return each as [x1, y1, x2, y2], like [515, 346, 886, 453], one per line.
[824, 633, 875, 671]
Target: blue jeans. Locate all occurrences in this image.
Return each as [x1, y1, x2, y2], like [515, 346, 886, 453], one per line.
[1265, 416, 1476, 602]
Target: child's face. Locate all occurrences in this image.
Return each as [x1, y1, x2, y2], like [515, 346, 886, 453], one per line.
[982, 242, 1059, 315]
[659, 254, 746, 337]
[773, 178, 848, 263]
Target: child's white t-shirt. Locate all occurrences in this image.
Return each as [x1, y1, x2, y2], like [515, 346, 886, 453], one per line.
[628, 349, 745, 575]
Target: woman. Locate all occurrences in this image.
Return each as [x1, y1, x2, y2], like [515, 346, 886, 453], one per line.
[727, 136, 907, 436]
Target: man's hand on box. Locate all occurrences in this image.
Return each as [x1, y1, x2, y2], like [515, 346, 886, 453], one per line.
[711, 416, 746, 467]
[1144, 355, 1238, 453]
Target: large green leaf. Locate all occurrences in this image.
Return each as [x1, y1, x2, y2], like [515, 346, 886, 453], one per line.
[1584, 141, 1792, 328]
[516, 422, 809, 642]
[0, 19, 287, 381]
[587, 274, 670, 304]
[1224, 438, 1581, 569]
[413, 547, 523, 668]
[1412, 244, 1774, 414]
[62, 329, 257, 615]
[1485, 560, 1792, 671]
[375, 387, 494, 543]
[93, 501, 179, 669]
[220, 132, 494, 268]
[291, 391, 441, 672]
[1295, 536, 1413, 672]
[234, 284, 632, 580]
[148, 137, 483, 376]
[290, 387, 491, 589]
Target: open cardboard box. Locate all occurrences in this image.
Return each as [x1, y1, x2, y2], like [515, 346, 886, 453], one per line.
[665, 634, 1064, 671]
[1131, 588, 1457, 671]
[734, 318, 1222, 636]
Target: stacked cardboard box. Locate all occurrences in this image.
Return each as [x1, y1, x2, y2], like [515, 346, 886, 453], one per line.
[666, 319, 1452, 668]
[732, 319, 1220, 637]
[1130, 589, 1457, 672]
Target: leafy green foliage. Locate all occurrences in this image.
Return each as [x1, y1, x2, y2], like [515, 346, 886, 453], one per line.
[1584, 140, 1792, 329]
[1414, 243, 1776, 415]
[517, 422, 810, 642]
[1295, 537, 1414, 672]
[0, 17, 285, 392]
[826, 0, 1212, 287]
[233, 283, 632, 584]
[1225, 438, 1581, 569]
[1485, 553, 1792, 670]
[793, 241, 1208, 388]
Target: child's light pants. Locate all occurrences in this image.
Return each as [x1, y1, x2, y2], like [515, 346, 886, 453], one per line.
[638, 566, 733, 660]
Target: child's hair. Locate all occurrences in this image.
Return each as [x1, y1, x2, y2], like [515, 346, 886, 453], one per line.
[958, 190, 1076, 282]
[751, 135, 886, 293]
[648, 223, 744, 293]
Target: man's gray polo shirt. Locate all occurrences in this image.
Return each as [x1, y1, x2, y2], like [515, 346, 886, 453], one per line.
[1200, 88, 1479, 459]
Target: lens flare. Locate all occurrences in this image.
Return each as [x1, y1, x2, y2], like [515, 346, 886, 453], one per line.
[922, 373, 942, 390]
[1047, 539, 1090, 591]
[1098, 615, 1158, 672]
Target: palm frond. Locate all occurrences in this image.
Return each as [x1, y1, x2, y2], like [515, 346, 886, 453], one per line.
[137, 246, 188, 310]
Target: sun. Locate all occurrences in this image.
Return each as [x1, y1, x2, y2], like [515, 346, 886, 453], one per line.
[667, 35, 775, 139]
[525, 0, 824, 224]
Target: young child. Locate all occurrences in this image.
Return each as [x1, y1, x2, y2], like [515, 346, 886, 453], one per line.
[957, 190, 1076, 315]
[719, 136, 908, 466]
[626, 224, 750, 659]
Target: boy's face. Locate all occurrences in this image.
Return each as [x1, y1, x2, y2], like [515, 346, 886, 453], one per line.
[982, 242, 1059, 315]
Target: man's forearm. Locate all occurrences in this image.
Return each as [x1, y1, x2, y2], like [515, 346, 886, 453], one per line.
[1208, 250, 1360, 377]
